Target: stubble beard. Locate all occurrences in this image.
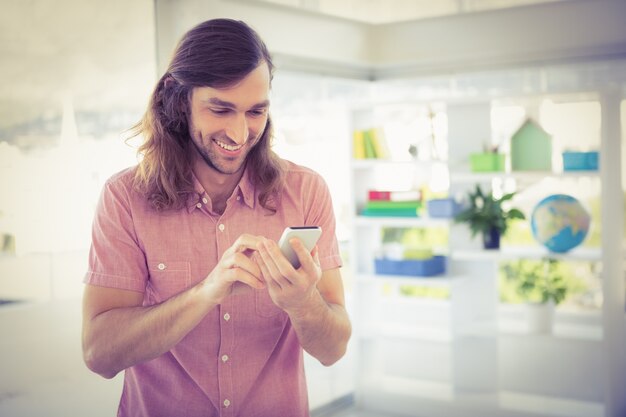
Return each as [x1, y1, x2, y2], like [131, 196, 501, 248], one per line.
[190, 130, 256, 176]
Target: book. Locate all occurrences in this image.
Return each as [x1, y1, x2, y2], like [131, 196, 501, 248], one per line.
[368, 189, 422, 202]
[365, 200, 422, 210]
[362, 130, 377, 159]
[367, 128, 390, 159]
[352, 130, 365, 159]
[361, 207, 420, 217]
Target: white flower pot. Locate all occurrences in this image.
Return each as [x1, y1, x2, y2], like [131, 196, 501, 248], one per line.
[526, 300, 555, 334]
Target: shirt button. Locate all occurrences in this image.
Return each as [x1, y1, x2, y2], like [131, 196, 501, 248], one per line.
[218, 223, 225, 232]
[221, 354, 229, 363]
[223, 399, 231, 408]
[196, 203, 202, 209]
[236, 196, 241, 201]
[202, 197, 208, 204]
[157, 263, 166, 270]
[223, 313, 230, 321]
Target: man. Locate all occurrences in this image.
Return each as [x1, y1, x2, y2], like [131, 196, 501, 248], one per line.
[82, 18, 351, 417]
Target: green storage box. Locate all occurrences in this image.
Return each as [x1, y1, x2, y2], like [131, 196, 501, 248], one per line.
[470, 153, 505, 172]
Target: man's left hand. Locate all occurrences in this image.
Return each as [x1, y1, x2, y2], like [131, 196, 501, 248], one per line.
[254, 237, 322, 315]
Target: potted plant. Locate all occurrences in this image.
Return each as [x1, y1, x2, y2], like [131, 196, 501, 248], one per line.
[501, 259, 575, 333]
[454, 184, 525, 249]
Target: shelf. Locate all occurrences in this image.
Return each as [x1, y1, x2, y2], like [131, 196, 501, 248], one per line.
[358, 273, 461, 287]
[449, 170, 600, 183]
[353, 162, 600, 181]
[351, 159, 418, 169]
[359, 321, 603, 345]
[360, 322, 454, 342]
[497, 305, 603, 341]
[451, 247, 602, 262]
[498, 321, 602, 341]
[354, 215, 451, 228]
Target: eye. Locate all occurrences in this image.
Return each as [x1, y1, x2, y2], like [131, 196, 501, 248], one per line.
[248, 109, 267, 117]
[210, 108, 230, 115]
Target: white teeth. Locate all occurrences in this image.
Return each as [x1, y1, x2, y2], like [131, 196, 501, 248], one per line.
[215, 140, 242, 151]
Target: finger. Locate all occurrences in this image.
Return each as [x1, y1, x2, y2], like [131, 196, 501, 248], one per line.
[253, 252, 270, 284]
[291, 238, 317, 274]
[290, 241, 321, 286]
[226, 268, 265, 289]
[231, 251, 261, 278]
[257, 240, 283, 279]
[225, 252, 264, 289]
[269, 239, 302, 283]
[311, 245, 321, 266]
[258, 239, 294, 286]
[255, 252, 283, 292]
[226, 234, 264, 256]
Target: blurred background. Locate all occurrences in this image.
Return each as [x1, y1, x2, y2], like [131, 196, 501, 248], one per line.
[0, 0, 625, 416]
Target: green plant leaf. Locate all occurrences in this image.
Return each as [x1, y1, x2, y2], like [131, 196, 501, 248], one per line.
[454, 183, 526, 239]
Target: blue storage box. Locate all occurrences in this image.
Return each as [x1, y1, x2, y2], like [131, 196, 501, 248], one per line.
[374, 256, 447, 277]
[427, 198, 463, 218]
[562, 151, 598, 171]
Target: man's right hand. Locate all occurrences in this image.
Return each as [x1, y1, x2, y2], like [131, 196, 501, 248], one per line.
[202, 234, 266, 303]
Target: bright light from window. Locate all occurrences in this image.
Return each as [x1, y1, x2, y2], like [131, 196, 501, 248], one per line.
[540, 99, 601, 171]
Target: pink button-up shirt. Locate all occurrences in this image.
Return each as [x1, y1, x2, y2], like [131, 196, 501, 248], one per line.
[85, 160, 342, 417]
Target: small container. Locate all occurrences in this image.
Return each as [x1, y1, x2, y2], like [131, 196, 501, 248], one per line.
[562, 151, 599, 171]
[427, 198, 464, 218]
[470, 153, 505, 172]
[403, 247, 433, 260]
[374, 256, 446, 277]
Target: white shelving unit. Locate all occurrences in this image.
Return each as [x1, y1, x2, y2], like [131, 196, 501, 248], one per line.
[347, 81, 623, 416]
[349, 97, 500, 412]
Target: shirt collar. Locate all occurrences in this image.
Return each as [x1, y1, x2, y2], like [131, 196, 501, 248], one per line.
[186, 172, 206, 213]
[186, 167, 256, 213]
[237, 167, 256, 209]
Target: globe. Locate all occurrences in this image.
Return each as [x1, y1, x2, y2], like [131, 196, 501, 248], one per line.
[531, 194, 591, 253]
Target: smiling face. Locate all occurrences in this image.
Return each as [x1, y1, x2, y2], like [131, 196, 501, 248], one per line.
[187, 62, 271, 178]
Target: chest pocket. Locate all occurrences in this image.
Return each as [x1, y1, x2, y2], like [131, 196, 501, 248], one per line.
[146, 261, 191, 304]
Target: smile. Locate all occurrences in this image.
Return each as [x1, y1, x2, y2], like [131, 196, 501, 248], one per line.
[214, 139, 243, 152]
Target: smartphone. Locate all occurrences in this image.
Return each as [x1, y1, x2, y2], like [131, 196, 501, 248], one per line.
[278, 226, 322, 268]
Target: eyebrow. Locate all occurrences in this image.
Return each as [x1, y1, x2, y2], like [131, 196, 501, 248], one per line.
[203, 97, 270, 110]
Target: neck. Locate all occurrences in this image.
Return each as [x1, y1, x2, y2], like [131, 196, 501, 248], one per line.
[192, 155, 245, 210]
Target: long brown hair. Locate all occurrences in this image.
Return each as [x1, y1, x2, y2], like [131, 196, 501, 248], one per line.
[131, 19, 284, 212]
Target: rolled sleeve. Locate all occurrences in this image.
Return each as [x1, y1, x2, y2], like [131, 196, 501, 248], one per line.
[84, 175, 148, 293]
[303, 173, 343, 271]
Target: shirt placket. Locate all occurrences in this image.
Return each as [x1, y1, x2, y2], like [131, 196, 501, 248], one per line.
[216, 218, 235, 417]
[218, 302, 235, 416]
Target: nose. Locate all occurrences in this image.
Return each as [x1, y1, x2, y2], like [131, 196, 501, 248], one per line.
[225, 113, 249, 144]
